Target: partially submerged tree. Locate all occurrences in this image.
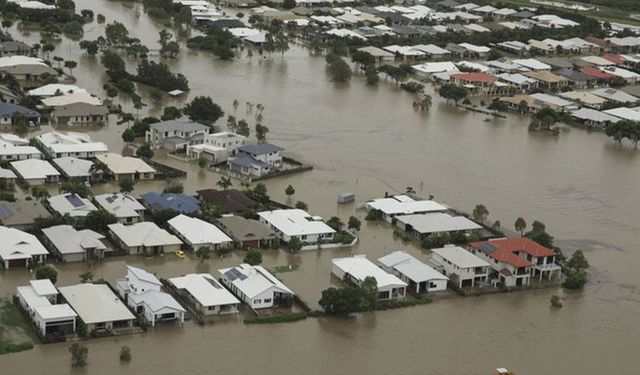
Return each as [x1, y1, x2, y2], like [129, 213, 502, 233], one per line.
[36, 265, 58, 284]
[69, 343, 88, 367]
[243, 249, 263, 266]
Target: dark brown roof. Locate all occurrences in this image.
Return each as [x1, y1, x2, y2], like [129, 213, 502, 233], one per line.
[196, 189, 257, 214]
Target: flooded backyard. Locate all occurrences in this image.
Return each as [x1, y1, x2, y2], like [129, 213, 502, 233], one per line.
[1, 0, 640, 374]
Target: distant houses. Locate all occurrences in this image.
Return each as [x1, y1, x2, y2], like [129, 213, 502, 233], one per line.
[219, 264, 294, 309]
[0, 132, 41, 161]
[167, 214, 233, 251]
[0, 102, 40, 125]
[364, 195, 447, 223]
[395, 213, 482, 240]
[115, 266, 186, 326]
[216, 215, 277, 249]
[36, 131, 108, 159]
[46, 193, 97, 225]
[94, 153, 155, 181]
[227, 143, 284, 177]
[40, 93, 108, 126]
[332, 255, 407, 300]
[0, 200, 50, 230]
[186, 132, 246, 163]
[10, 159, 60, 185]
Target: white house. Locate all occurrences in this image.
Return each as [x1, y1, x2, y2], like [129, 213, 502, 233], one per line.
[234, 144, 283, 168]
[0, 226, 48, 268]
[41, 225, 107, 263]
[16, 279, 77, 336]
[27, 84, 87, 97]
[93, 193, 146, 224]
[219, 264, 294, 309]
[0, 133, 41, 161]
[94, 153, 155, 181]
[10, 159, 60, 185]
[257, 209, 335, 245]
[331, 255, 407, 300]
[168, 273, 240, 316]
[108, 222, 182, 256]
[58, 283, 135, 333]
[51, 157, 95, 183]
[186, 132, 246, 163]
[431, 245, 490, 288]
[40, 93, 108, 126]
[167, 214, 232, 251]
[46, 193, 97, 225]
[36, 131, 108, 158]
[395, 213, 482, 240]
[378, 251, 448, 294]
[115, 266, 185, 326]
[145, 120, 210, 151]
[364, 195, 447, 223]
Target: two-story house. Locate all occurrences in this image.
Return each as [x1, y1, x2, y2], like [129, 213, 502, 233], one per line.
[145, 120, 210, 152]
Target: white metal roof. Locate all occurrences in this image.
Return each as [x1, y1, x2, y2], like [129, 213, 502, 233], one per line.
[257, 209, 335, 237]
[604, 107, 640, 121]
[94, 153, 155, 175]
[530, 93, 577, 108]
[365, 195, 447, 215]
[412, 62, 459, 74]
[396, 213, 482, 234]
[10, 159, 59, 180]
[218, 264, 294, 299]
[47, 193, 97, 217]
[94, 193, 145, 219]
[512, 58, 551, 71]
[0, 226, 48, 260]
[36, 304, 78, 320]
[378, 251, 448, 283]
[170, 273, 240, 307]
[168, 214, 232, 246]
[108, 222, 182, 248]
[580, 55, 615, 66]
[458, 43, 491, 53]
[599, 66, 640, 79]
[27, 84, 87, 97]
[58, 283, 135, 324]
[127, 265, 162, 286]
[431, 246, 489, 269]
[30, 279, 57, 296]
[128, 290, 185, 313]
[41, 225, 106, 255]
[590, 88, 639, 103]
[413, 44, 450, 55]
[570, 108, 620, 124]
[51, 157, 94, 177]
[332, 255, 407, 289]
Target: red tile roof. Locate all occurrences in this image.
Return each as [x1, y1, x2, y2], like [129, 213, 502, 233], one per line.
[602, 54, 624, 65]
[451, 72, 496, 83]
[470, 237, 556, 268]
[580, 66, 613, 79]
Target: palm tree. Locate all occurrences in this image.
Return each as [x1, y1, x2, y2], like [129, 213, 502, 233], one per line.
[515, 217, 527, 235]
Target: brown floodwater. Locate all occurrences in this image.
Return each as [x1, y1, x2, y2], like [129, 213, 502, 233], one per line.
[2, 1, 640, 374]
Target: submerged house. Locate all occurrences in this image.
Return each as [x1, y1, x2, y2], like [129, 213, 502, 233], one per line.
[430, 245, 490, 288]
[93, 193, 146, 224]
[94, 153, 155, 181]
[145, 120, 210, 152]
[167, 214, 233, 251]
[216, 215, 277, 249]
[0, 200, 51, 230]
[108, 222, 182, 256]
[46, 193, 98, 226]
[332, 255, 407, 300]
[41, 225, 107, 263]
[36, 131, 108, 159]
[364, 195, 447, 223]
[377, 251, 448, 294]
[115, 266, 185, 326]
[140, 192, 200, 214]
[16, 279, 77, 336]
[168, 273, 241, 316]
[257, 209, 335, 246]
[395, 213, 482, 240]
[10, 159, 60, 185]
[219, 264, 294, 309]
[0, 226, 48, 269]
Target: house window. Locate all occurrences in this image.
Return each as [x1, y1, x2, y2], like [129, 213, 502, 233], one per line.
[263, 298, 272, 304]
[253, 299, 261, 304]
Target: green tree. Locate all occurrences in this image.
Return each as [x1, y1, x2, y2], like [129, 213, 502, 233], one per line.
[101, 50, 126, 72]
[347, 216, 361, 232]
[105, 21, 130, 47]
[161, 106, 181, 121]
[351, 50, 375, 68]
[31, 186, 50, 201]
[319, 286, 362, 315]
[119, 346, 131, 362]
[197, 156, 208, 169]
[136, 142, 154, 159]
[122, 128, 135, 142]
[36, 265, 58, 284]
[515, 217, 527, 235]
[163, 180, 184, 194]
[361, 276, 378, 309]
[438, 83, 468, 104]
[288, 237, 302, 252]
[365, 65, 379, 85]
[526, 230, 554, 248]
[195, 246, 211, 263]
[84, 209, 117, 232]
[413, 94, 432, 112]
[69, 343, 88, 367]
[79, 271, 94, 283]
[325, 52, 351, 83]
[294, 201, 308, 211]
[566, 250, 589, 271]
[563, 269, 587, 289]
[251, 183, 269, 203]
[243, 249, 263, 265]
[59, 179, 90, 198]
[326, 216, 343, 231]
[199, 202, 221, 222]
[532, 220, 546, 233]
[216, 177, 232, 191]
[282, 0, 296, 9]
[285, 185, 295, 197]
[472, 204, 489, 224]
[64, 60, 77, 75]
[255, 123, 269, 143]
[119, 178, 135, 193]
[183, 96, 223, 126]
[236, 119, 250, 137]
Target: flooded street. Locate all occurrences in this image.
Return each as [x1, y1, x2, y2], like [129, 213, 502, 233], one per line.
[1, 1, 640, 374]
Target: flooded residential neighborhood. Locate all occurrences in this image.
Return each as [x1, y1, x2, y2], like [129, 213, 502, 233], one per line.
[0, 0, 639, 374]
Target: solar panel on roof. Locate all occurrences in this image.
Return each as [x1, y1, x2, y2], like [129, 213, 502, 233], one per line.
[479, 242, 497, 254]
[0, 204, 11, 219]
[65, 194, 85, 208]
[225, 268, 247, 281]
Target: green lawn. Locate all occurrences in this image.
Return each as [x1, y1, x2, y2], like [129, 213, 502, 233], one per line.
[0, 299, 36, 355]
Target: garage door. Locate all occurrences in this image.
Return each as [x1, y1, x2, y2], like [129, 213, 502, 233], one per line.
[8, 258, 27, 268]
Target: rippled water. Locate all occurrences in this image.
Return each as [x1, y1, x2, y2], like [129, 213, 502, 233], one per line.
[1, 1, 640, 373]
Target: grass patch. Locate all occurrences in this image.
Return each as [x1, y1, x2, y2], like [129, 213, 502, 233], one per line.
[273, 264, 300, 273]
[0, 300, 36, 355]
[243, 312, 307, 324]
